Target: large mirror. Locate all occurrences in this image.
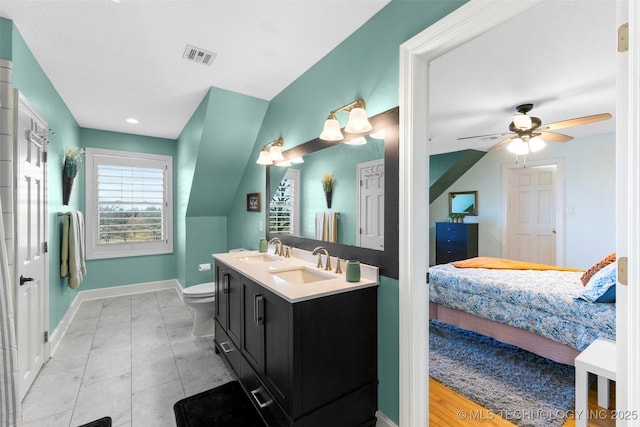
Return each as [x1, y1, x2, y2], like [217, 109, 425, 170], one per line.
[266, 107, 399, 278]
[448, 191, 478, 216]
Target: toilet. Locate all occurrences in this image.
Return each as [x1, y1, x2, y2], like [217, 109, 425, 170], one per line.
[182, 282, 216, 337]
[182, 249, 247, 337]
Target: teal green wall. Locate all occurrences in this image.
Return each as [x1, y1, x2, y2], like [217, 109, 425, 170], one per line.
[227, 1, 466, 422]
[176, 88, 267, 287]
[296, 138, 384, 245]
[176, 95, 208, 288]
[10, 22, 82, 329]
[77, 128, 178, 289]
[185, 216, 227, 287]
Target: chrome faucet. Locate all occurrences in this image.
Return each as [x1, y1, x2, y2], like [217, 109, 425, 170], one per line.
[268, 237, 283, 255]
[312, 246, 332, 271]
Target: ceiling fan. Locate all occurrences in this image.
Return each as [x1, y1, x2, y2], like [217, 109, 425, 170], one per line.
[458, 104, 612, 155]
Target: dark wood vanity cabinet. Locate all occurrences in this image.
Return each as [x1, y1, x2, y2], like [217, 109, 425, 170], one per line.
[435, 222, 478, 264]
[214, 260, 378, 427]
[215, 263, 242, 347]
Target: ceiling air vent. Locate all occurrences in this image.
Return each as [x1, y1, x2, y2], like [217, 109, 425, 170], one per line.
[182, 44, 217, 66]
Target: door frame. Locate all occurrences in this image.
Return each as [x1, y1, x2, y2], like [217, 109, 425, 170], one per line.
[502, 158, 565, 266]
[398, 0, 637, 425]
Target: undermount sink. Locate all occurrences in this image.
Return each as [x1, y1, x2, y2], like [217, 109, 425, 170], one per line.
[238, 253, 280, 263]
[269, 266, 334, 285]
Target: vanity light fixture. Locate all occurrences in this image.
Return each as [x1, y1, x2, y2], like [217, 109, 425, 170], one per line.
[369, 129, 386, 139]
[344, 136, 367, 145]
[256, 137, 285, 165]
[319, 98, 372, 141]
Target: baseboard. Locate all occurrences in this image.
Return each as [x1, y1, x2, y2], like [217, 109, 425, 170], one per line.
[376, 411, 398, 427]
[49, 279, 182, 356]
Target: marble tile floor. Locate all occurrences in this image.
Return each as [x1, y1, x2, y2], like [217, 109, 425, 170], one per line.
[21, 289, 234, 427]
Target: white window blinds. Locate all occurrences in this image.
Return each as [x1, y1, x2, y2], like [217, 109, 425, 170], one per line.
[269, 168, 299, 234]
[96, 164, 165, 244]
[85, 148, 173, 259]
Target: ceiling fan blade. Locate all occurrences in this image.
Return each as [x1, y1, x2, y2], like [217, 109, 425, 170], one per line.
[488, 135, 516, 152]
[537, 131, 573, 142]
[457, 132, 513, 141]
[537, 113, 612, 132]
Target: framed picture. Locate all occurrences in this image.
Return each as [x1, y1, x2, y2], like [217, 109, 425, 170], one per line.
[247, 192, 261, 212]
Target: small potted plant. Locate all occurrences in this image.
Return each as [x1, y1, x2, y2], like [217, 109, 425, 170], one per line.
[321, 173, 335, 209]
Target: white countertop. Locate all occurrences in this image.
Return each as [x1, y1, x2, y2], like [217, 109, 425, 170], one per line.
[212, 248, 379, 303]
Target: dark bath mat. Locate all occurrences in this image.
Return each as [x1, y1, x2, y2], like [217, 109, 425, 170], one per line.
[174, 380, 266, 427]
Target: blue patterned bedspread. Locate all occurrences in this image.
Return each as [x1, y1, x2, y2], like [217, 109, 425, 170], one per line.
[428, 263, 616, 351]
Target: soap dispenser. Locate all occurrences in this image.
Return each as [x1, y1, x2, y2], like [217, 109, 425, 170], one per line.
[259, 237, 268, 253]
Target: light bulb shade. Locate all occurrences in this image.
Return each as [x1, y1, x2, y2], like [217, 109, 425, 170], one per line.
[507, 138, 529, 155]
[319, 117, 343, 141]
[291, 156, 304, 164]
[528, 136, 546, 152]
[275, 160, 291, 167]
[513, 113, 532, 130]
[269, 145, 284, 161]
[345, 107, 372, 134]
[256, 149, 273, 165]
[369, 129, 386, 139]
[344, 136, 367, 145]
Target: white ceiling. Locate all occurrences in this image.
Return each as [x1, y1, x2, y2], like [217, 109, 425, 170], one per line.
[1, 1, 616, 149]
[428, 0, 616, 154]
[0, 0, 390, 139]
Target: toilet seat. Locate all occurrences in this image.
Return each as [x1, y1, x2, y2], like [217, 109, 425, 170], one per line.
[183, 282, 216, 298]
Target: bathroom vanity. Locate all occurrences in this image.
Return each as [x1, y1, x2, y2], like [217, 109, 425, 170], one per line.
[213, 249, 379, 427]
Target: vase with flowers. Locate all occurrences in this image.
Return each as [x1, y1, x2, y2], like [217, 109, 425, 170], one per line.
[321, 173, 335, 209]
[63, 147, 85, 205]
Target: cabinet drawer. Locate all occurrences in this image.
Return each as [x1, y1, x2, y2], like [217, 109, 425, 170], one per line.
[240, 358, 290, 427]
[215, 322, 242, 378]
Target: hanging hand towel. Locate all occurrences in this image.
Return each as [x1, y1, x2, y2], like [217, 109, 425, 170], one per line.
[61, 211, 86, 289]
[323, 212, 338, 243]
[315, 212, 325, 240]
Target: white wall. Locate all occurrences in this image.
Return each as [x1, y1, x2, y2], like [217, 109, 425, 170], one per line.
[429, 132, 616, 269]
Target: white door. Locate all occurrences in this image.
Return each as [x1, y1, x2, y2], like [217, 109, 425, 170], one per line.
[15, 92, 48, 399]
[506, 165, 558, 265]
[356, 159, 384, 250]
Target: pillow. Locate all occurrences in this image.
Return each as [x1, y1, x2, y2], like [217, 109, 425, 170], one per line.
[578, 261, 617, 303]
[580, 253, 616, 285]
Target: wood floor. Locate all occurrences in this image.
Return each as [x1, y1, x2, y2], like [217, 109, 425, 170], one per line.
[429, 378, 616, 427]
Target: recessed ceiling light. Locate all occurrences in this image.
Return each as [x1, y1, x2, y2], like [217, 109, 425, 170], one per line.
[126, 118, 139, 124]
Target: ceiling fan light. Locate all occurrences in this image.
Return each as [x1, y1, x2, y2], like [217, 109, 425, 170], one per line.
[507, 138, 529, 155]
[513, 113, 532, 130]
[256, 149, 273, 165]
[319, 114, 344, 141]
[345, 107, 373, 134]
[528, 136, 546, 152]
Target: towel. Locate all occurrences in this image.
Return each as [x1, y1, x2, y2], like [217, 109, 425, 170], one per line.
[61, 211, 87, 289]
[315, 212, 338, 243]
[323, 212, 338, 243]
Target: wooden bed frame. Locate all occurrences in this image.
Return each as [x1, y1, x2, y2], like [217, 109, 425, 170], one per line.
[429, 301, 580, 365]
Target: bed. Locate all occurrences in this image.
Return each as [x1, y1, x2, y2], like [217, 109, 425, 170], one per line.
[428, 257, 617, 365]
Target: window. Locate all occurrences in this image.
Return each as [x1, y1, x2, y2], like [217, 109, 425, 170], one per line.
[269, 168, 300, 235]
[85, 148, 173, 259]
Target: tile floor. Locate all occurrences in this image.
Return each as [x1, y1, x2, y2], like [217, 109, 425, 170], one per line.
[21, 289, 234, 427]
